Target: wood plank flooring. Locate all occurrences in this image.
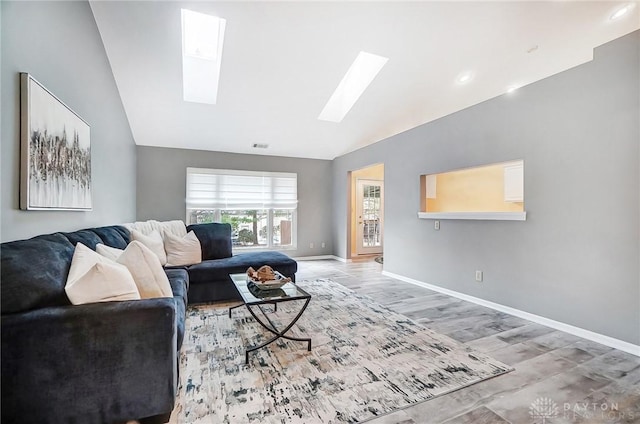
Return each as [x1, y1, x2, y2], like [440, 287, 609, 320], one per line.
[296, 259, 640, 424]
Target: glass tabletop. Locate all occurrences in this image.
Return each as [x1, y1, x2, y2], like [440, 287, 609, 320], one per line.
[229, 273, 310, 304]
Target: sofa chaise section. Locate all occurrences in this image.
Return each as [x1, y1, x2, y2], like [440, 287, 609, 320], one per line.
[187, 251, 298, 303]
[185, 222, 298, 303]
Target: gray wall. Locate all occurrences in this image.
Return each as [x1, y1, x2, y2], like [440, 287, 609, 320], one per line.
[137, 146, 333, 258]
[332, 32, 640, 345]
[1, 1, 136, 242]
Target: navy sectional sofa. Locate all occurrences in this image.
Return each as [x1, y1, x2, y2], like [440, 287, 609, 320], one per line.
[0, 222, 297, 423]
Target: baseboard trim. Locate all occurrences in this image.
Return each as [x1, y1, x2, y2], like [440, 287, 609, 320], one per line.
[330, 255, 351, 263]
[382, 270, 640, 357]
[295, 255, 349, 262]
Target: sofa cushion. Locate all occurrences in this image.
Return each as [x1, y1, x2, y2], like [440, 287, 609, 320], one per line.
[96, 244, 124, 261]
[164, 231, 202, 267]
[63, 226, 130, 250]
[62, 230, 103, 251]
[165, 268, 189, 300]
[187, 251, 297, 285]
[165, 268, 189, 349]
[1, 233, 74, 314]
[117, 241, 173, 299]
[131, 230, 167, 266]
[186, 223, 232, 260]
[65, 243, 141, 305]
[123, 220, 187, 239]
[90, 226, 130, 249]
[158, 220, 188, 238]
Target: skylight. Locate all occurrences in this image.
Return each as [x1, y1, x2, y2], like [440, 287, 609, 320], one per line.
[181, 9, 226, 104]
[609, 4, 633, 20]
[318, 51, 388, 123]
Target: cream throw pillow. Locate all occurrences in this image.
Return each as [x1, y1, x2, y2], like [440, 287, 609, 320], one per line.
[95, 243, 124, 261]
[117, 241, 173, 299]
[158, 220, 188, 239]
[131, 229, 167, 265]
[65, 243, 140, 305]
[164, 231, 202, 267]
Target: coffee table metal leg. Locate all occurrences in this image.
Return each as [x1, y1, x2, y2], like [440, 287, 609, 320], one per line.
[244, 297, 311, 364]
[228, 303, 245, 318]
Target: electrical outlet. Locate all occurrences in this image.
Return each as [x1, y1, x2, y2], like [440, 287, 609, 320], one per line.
[475, 270, 483, 282]
[434, 220, 440, 230]
[321, 242, 326, 248]
[310, 242, 314, 249]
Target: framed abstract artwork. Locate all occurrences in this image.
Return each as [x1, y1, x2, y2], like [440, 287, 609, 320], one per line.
[20, 73, 92, 210]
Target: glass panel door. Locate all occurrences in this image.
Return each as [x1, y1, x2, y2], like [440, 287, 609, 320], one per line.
[355, 179, 383, 255]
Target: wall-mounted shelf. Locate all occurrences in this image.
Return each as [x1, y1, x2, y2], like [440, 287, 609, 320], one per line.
[418, 211, 527, 221]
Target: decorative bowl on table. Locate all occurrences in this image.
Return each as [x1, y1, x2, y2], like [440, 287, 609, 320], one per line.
[246, 265, 291, 290]
[247, 282, 287, 298]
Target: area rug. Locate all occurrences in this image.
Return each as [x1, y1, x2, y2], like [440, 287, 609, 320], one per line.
[171, 279, 512, 423]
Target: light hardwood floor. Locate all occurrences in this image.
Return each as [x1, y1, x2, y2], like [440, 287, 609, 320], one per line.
[295, 259, 640, 424]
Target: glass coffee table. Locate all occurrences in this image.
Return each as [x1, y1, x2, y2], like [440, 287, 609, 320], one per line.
[228, 273, 312, 364]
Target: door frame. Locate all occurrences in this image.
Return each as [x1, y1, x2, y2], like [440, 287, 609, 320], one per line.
[355, 179, 384, 255]
[346, 163, 385, 259]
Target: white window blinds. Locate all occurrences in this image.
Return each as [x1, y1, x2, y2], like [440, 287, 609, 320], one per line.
[186, 168, 298, 210]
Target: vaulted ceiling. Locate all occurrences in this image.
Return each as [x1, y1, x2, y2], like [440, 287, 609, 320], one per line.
[90, 1, 639, 160]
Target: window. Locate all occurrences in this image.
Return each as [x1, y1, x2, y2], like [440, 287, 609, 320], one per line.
[186, 168, 297, 249]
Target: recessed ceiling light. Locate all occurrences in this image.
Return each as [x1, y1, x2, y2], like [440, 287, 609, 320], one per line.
[456, 71, 474, 85]
[610, 4, 632, 20]
[318, 51, 388, 123]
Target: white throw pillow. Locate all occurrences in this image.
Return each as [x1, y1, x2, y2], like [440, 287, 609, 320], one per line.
[117, 241, 173, 299]
[130, 229, 167, 266]
[122, 220, 160, 236]
[164, 231, 202, 267]
[158, 220, 188, 239]
[65, 243, 140, 305]
[95, 243, 124, 261]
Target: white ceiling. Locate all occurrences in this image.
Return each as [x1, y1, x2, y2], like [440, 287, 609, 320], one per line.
[90, 1, 639, 160]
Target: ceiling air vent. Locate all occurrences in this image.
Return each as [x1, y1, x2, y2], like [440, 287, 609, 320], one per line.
[252, 143, 269, 149]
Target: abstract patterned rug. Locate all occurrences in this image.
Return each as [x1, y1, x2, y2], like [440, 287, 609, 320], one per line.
[170, 279, 512, 423]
